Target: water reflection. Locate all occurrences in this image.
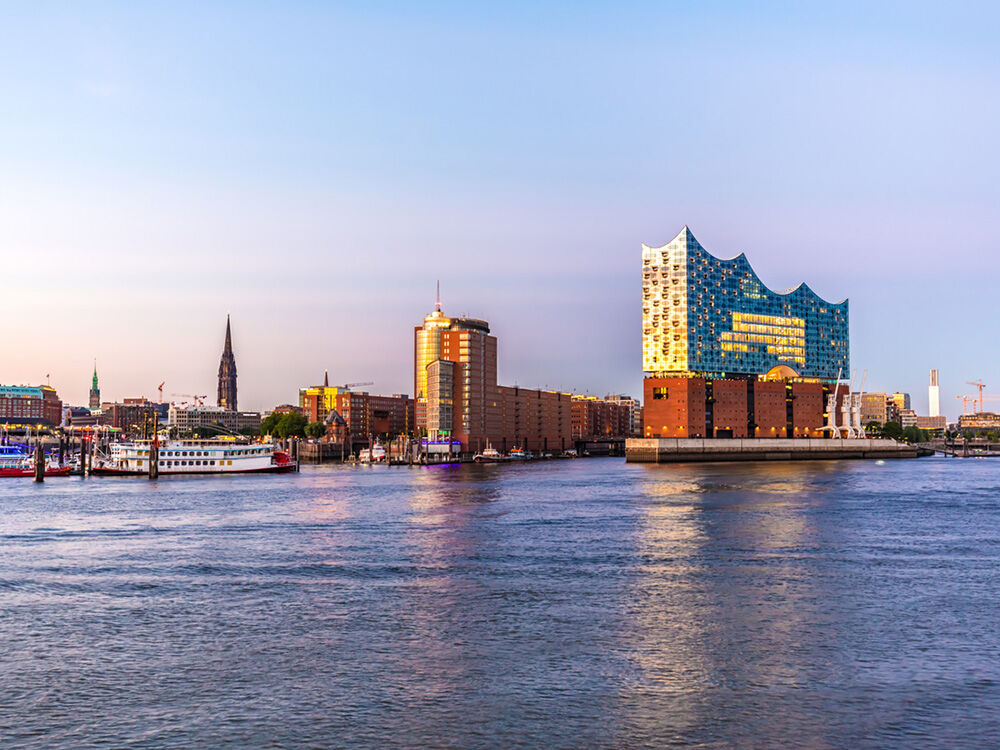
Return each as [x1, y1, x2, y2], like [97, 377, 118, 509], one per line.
[622, 462, 835, 745]
[2, 458, 997, 746]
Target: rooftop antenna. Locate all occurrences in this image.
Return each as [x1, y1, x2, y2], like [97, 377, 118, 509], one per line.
[435, 280, 441, 312]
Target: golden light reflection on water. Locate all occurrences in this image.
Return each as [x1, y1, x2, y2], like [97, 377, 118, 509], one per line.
[621, 463, 830, 743]
[396, 467, 504, 705]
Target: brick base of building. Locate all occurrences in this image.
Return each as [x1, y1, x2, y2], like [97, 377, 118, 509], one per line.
[643, 376, 834, 439]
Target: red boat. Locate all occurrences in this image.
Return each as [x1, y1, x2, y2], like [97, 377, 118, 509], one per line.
[0, 465, 73, 477]
[0, 445, 72, 477]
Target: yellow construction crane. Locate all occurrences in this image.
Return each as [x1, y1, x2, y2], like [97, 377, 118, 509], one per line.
[957, 393, 1000, 414]
[966, 380, 987, 413]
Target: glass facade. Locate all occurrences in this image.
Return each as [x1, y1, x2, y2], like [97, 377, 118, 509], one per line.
[642, 227, 848, 381]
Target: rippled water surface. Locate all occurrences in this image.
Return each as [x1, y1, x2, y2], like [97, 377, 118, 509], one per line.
[1, 456, 999, 748]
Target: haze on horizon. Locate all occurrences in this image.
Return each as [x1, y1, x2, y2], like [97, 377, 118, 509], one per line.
[3, 1, 998, 419]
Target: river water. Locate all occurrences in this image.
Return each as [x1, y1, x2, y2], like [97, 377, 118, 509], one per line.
[1, 456, 998, 748]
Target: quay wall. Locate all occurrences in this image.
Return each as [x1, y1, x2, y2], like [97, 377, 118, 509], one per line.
[626, 437, 920, 463]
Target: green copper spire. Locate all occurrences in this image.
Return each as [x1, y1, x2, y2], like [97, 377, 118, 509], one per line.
[89, 359, 101, 410]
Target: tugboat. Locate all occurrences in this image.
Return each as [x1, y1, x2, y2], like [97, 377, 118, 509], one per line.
[91, 438, 295, 475]
[473, 445, 507, 463]
[0, 445, 72, 477]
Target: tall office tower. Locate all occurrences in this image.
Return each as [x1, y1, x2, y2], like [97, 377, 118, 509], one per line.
[414, 285, 499, 452]
[928, 369, 940, 417]
[88, 360, 100, 410]
[217, 314, 238, 411]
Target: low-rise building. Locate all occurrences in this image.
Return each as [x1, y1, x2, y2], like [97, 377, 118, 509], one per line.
[306, 390, 416, 448]
[860, 392, 890, 425]
[0, 385, 63, 426]
[916, 415, 947, 431]
[571, 395, 633, 441]
[602, 394, 642, 436]
[300, 385, 342, 423]
[106, 399, 164, 434]
[957, 412, 1000, 430]
[498, 387, 573, 453]
[168, 405, 262, 434]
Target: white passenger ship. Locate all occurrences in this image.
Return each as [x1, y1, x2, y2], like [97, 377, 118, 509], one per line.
[91, 438, 295, 476]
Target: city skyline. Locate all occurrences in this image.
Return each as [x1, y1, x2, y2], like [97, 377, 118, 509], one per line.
[4, 3, 999, 417]
[14, 284, 984, 423]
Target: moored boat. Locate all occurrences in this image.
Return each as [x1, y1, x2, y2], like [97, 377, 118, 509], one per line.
[473, 446, 507, 463]
[0, 445, 72, 477]
[359, 443, 387, 464]
[90, 438, 295, 476]
[508, 447, 532, 460]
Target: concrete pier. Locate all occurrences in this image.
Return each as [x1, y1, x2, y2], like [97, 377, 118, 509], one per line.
[626, 437, 920, 463]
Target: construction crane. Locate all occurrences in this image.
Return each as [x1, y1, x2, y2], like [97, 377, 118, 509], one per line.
[956, 395, 978, 415]
[171, 393, 207, 406]
[336, 381, 374, 390]
[157, 382, 165, 403]
[966, 380, 987, 413]
[956, 393, 1000, 415]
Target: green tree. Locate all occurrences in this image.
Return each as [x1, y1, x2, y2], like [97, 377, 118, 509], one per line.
[260, 413, 280, 437]
[881, 421, 904, 441]
[274, 412, 308, 438]
[304, 421, 326, 439]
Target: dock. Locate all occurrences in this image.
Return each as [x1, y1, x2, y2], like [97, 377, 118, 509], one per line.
[626, 437, 922, 463]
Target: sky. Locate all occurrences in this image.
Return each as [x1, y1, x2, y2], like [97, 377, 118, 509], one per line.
[2, 1, 999, 418]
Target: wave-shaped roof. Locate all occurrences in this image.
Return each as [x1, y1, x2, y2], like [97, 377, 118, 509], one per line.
[651, 226, 848, 307]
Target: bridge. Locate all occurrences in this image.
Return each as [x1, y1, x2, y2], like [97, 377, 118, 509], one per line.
[917, 441, 1000, 457]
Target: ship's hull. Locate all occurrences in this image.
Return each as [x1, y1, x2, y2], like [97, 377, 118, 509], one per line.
[0, 466, 73, 478]
[91, 463, 296, 476]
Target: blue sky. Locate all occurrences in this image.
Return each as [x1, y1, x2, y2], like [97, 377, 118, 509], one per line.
[2, 1, 998, 416]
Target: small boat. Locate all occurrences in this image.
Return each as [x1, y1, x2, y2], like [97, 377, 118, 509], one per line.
[0, 445, 72, 477]
[508, 447, 532, 460]
[563, 449, 579, 458]
[473, 446, 507, 463]
[359, 443, 387, 464]
[90, 438, 296, 475]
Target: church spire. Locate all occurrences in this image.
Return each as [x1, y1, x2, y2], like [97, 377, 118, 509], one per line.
[89, 358, 101, 410]
[217, 314, 238, 411]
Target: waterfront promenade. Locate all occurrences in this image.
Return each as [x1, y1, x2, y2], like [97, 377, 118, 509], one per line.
[2, 457, 998, 747]
[626, 437, 922, 463]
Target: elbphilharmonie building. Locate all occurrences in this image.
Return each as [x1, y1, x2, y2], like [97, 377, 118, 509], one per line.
[641, 227, 851, 439]
[642, 227, 849, 381]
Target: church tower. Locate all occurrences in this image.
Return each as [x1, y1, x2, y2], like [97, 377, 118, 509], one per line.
[218, 315, 238, 411]
[89, 360, 101, 410]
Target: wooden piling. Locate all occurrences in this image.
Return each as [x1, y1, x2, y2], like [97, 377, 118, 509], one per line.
[149, 412, 159, 480]
[34, 445, 44, 482]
